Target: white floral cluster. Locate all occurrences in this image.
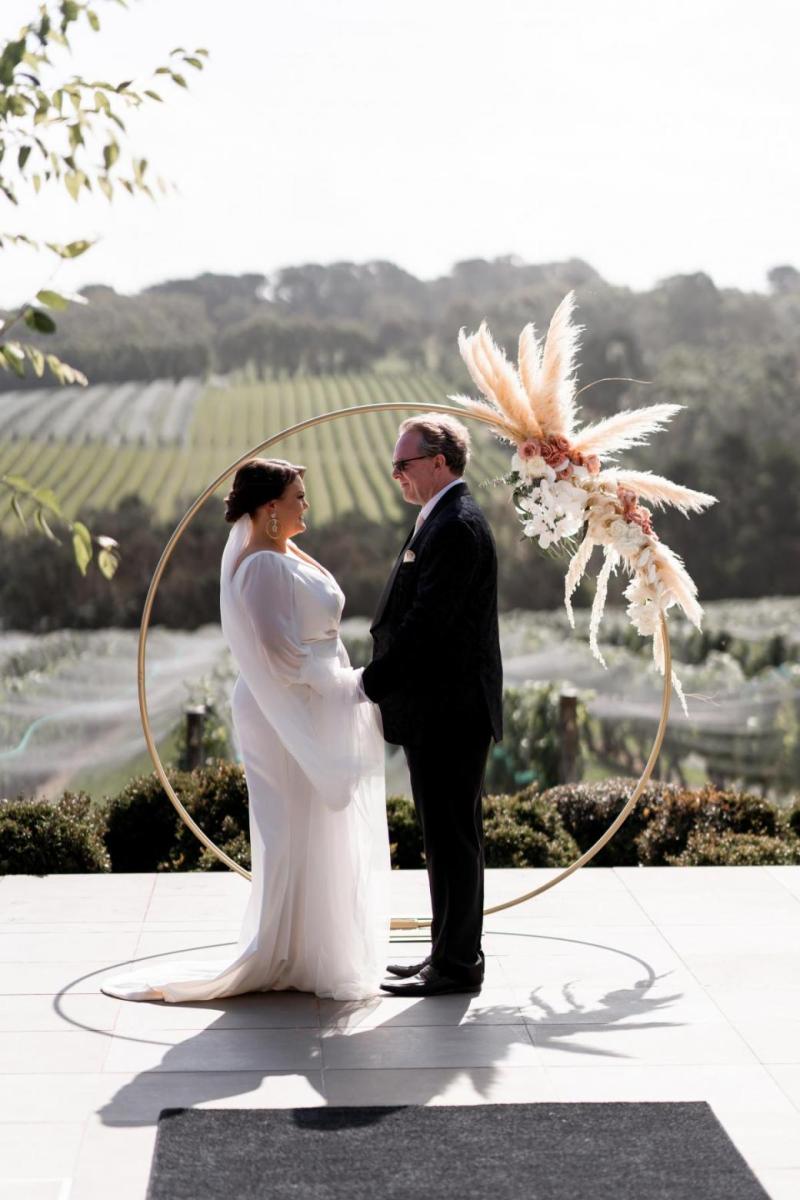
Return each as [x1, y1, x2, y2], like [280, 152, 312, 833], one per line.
[516, 477, 588, 549]
[624, 575, 667, 638]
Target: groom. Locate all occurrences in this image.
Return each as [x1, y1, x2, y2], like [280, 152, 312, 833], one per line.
[361, 414, 503, 996]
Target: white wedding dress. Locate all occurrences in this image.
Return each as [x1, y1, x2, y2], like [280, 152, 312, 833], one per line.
[99, 516, 391, 1003]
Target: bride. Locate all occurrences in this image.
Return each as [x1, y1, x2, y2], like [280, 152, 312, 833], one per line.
[100, 458, 391, 1003]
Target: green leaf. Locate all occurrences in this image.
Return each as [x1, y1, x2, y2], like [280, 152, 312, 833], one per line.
[24, 309, 57, 335]
[0, 39, 27, 88]
[64, 170, 82, 202]
[96, 535, 121, 580]
[103, 141, 120, 169]
[36, 289, 70, 310]
[98, 175, 113, 201]
[67, 122, 84, 150]
[94, 89, 110, 111]
[25, 345, 45, 377]
[18, 145, 32, 172]
[3, 474, 35, 495]
[0, 344, 26, 377]
[46, 239, 93, 258]
[86, 9, 100, 31]
[46, 353, 87, 387]
[72, 522, 93, 575]
[97, 546, 120, 579]
[32, 173, 42, 193]
[183, 57, 203, 70]
[34, 507, 60, 542]
[45, 353, 65, 384]
[170, 72, 188, 89]
[143, 89, 162, 102]
[33, 487, 63, 517]
[9, 493, 26, 528]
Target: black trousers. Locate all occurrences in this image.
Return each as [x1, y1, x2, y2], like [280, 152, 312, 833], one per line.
[403, 708, 492, 983]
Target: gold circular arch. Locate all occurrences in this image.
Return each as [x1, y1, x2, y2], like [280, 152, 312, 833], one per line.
[137, 401, 671, 931]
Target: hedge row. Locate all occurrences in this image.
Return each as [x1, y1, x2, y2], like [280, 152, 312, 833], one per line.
[1, 764, 799, 875]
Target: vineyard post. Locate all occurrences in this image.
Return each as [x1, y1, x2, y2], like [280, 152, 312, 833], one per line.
[558, 690, 580, 783]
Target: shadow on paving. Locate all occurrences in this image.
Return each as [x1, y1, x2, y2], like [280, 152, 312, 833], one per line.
[46, 929, 688, 1127]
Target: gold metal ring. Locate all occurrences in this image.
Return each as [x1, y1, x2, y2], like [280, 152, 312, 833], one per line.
[137, 401, 671, 929]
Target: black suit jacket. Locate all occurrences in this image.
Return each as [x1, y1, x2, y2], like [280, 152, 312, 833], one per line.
[362, 481, 503, 747]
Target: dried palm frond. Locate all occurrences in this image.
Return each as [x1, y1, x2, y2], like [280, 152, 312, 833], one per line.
[458, 326, 498, 404]
[534, 291, 582, 437]
[589, 547, 618, 666]
[564, 533, 595, 626]
[474, 322, 538, 437]
[454, 323, 539, 443]
[451, 294, 716, 716]
[654, 542, 703, 628]
[598, 469, 717, 514]
[446, 393, 523, 443]
[517, 323, 543, 421]
[570, 403, 683, 458]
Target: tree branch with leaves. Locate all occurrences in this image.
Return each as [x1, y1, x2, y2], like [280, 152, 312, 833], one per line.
[0, 0, 207, 575]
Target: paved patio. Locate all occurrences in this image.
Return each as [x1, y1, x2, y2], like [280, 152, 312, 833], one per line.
[1, 865, 799, 1200]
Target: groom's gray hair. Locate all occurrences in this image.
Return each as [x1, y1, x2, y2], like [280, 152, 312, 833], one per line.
[399, 413, 471, 475]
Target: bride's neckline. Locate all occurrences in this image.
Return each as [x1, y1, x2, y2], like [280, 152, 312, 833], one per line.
[234, 547, 333, 582]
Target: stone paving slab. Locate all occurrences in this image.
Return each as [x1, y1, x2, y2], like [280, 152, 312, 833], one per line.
[0, 866, 798, 1199]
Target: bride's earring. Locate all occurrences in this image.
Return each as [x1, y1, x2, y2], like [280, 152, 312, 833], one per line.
[268, 512, 279, 539]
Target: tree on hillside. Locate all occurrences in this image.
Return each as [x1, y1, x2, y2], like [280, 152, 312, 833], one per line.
[0, 0, 206, 574]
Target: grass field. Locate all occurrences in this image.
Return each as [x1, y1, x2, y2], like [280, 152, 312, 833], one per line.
[0, 371, 510, 529]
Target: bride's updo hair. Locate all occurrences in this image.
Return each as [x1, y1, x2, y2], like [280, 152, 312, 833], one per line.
[224, 458, 306, 523]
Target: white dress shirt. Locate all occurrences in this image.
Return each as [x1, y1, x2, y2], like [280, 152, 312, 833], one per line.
[414, 477, 464, 532]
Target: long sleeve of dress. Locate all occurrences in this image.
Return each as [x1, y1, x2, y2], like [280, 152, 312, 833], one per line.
[224, 553, 380, 809]
[238, 552, 335, 695]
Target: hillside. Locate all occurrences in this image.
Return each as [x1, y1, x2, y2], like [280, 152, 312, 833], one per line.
[0, 370, 511, 531]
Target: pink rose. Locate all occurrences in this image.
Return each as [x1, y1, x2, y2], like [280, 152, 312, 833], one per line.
[518, 439, 542, 461]
[541, 440, 565, 466]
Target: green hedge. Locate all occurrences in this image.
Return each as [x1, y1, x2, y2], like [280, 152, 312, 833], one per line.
[104, 762, 251, 873]
[634, 785, 786, 865]
[1, 767, 798, 874]
[542, 778, 679, 867]
[0, 792, 110, 874]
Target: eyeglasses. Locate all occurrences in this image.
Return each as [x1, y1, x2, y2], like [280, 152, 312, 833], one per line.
[391, 455, 431, 474]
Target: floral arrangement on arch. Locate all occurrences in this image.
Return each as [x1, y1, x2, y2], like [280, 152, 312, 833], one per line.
[451, 292, 718, 713]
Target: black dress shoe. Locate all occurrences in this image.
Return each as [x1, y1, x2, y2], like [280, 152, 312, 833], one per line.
[385, 955, 431, 979]
[380, 964, 482, 997]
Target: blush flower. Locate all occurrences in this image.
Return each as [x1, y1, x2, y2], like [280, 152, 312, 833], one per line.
[518, 439, 542, 461]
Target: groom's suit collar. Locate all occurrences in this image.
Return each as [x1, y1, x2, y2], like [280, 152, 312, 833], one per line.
[416, 477, 466, 525]
[370, 480, 468, 631]
[411, 478, 468, 543]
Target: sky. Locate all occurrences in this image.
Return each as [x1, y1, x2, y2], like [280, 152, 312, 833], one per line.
[2, 0, 798, 304]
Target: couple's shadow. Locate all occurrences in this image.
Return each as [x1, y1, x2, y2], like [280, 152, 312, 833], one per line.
[90, 931, 685, 1128]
